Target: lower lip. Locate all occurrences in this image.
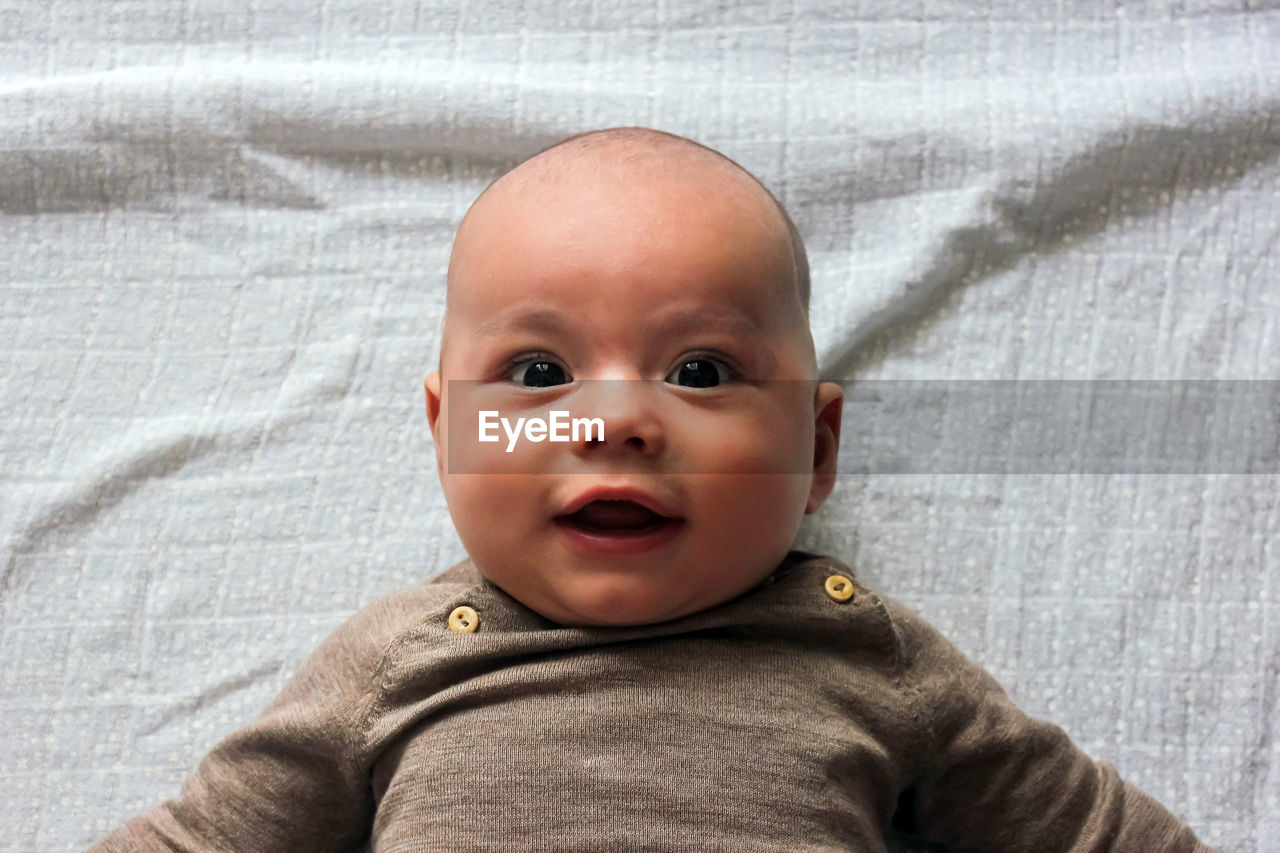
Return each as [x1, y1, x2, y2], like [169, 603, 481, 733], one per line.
[553, 517, 685, 555]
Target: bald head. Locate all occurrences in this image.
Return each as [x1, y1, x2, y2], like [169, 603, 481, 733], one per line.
[452, 127, 810, 315]
[436, 126, 821, 386]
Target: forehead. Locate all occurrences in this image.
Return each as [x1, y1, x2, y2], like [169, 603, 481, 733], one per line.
[448, 143, 795, 311]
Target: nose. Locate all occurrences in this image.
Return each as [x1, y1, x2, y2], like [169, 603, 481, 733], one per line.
[569, 380, 666, 458]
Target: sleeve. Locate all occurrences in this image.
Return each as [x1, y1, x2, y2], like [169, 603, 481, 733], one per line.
[887, 600, 1218, 853]
[88, 598, 403, 853]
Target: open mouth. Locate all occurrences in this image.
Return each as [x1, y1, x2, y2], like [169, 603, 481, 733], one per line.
[554, 499, 680, 538]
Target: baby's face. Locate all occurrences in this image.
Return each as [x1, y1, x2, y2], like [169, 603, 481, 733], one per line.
[425, 151, 842, 627]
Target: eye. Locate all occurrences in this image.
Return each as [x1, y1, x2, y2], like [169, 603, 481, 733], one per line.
[507, 358, 571, 388]
[666, 358, 731, 388]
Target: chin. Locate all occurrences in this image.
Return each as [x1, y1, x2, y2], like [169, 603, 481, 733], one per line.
[554, 588, 697, 628]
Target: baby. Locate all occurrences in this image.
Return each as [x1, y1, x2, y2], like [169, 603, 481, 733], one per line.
[93, 128, 1213, 851]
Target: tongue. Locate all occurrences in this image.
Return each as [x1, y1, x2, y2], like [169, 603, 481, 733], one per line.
[571, 500, 664, 531]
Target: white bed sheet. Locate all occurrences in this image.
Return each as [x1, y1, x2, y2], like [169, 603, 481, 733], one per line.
[2, 1, 1278, 850]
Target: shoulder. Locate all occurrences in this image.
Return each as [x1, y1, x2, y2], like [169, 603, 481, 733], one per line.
[272, 559, 485, 704]
[337, 558, 483, 656]
[792, 552, 995, 691]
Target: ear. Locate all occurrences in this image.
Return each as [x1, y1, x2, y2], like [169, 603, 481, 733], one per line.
[424, 371, 445, 476]
[805, 381, 844, 514]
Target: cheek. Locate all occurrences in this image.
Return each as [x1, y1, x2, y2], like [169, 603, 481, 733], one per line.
[442, 473, 536, 542]
[694, 474, 811, 543]
[677, 405, 813, 475]
[439, 384, 571, 476]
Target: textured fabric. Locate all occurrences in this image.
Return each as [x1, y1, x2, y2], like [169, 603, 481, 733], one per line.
[4, 4, 1278, 852]
[90, 554, 1214, 852]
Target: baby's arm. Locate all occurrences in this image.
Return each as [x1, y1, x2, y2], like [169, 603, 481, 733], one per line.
[88, 592, 409, 852]
[888, 599, 1216, 852]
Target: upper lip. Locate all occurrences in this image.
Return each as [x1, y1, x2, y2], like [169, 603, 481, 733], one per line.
[557, 486, 679, 519]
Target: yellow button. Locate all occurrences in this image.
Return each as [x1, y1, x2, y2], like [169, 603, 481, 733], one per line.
[448, 606, 479, 633]
[824, 575, 855, 602]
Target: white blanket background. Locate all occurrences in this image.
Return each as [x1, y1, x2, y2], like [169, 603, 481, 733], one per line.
[2, 1, 1278, 850]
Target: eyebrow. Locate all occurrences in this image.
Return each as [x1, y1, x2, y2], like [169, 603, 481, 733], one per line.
[473, 305, 763, 339]
[474, 308, 570, 338]
[648, 307, 763, 338]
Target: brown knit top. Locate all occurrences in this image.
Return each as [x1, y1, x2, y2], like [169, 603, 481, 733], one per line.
[91, 553, 1214, 852]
